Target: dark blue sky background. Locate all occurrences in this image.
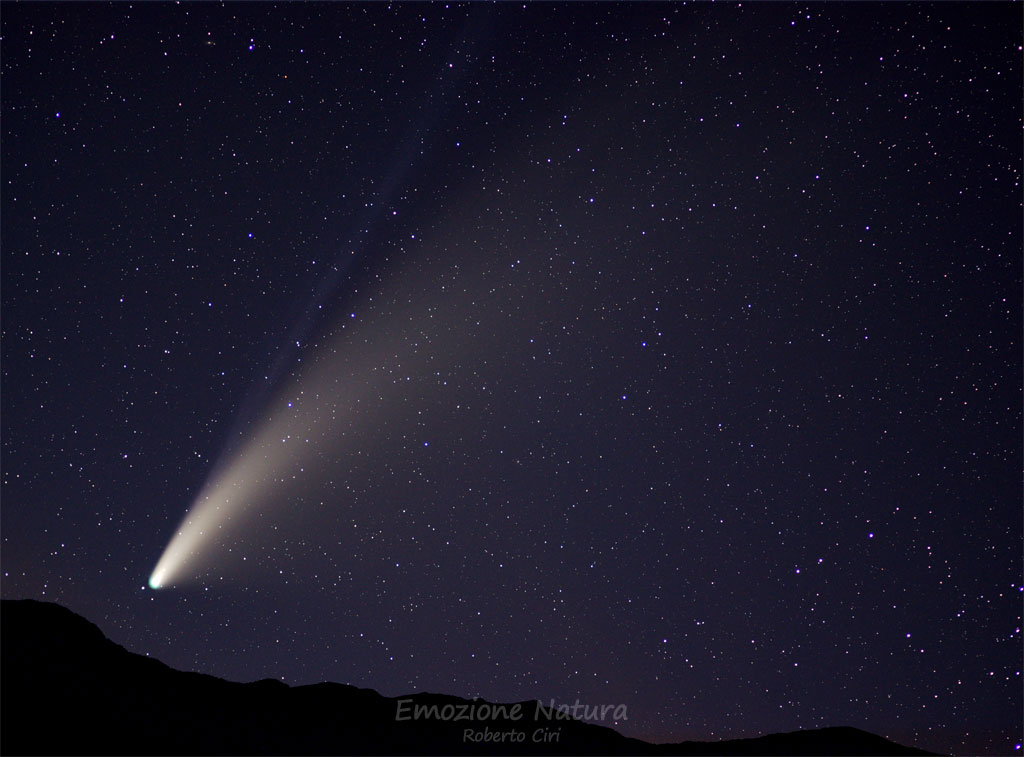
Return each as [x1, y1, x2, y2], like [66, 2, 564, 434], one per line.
[2, 3, 1021, 755]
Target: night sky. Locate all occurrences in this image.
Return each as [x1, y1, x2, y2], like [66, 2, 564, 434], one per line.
[2, 3, 1021, 755]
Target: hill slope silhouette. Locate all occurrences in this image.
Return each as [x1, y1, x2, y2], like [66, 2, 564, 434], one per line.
[0, 599, 935, 755]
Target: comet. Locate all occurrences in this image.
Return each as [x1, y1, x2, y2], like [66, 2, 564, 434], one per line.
[146, 316, 384, 589]
[145, 276, 396, 590]
[147, 130, 530, 590]
[146, 237, 503, 589]
[147, 23, 505, 590]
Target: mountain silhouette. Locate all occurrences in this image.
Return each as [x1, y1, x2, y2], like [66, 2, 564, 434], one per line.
[0, 599, 935, 755]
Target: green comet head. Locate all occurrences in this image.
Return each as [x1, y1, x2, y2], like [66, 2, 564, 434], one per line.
[148, 574, 162, 590]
